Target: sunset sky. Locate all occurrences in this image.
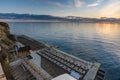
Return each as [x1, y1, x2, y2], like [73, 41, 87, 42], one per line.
[0, 0, 120, 18]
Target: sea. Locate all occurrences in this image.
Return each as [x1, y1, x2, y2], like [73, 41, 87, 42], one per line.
[8, 22, 120, 80]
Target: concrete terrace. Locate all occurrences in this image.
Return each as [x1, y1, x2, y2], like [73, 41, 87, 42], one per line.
[17, 35, 46, 50]
[9, 57, 53, 80]
[15, 35, 102, 80]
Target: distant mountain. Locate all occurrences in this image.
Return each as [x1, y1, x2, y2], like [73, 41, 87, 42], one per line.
[0, 13, 120, 23]
[0, 13, 66, 20]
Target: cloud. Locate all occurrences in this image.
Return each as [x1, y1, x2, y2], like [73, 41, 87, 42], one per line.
[48, 0, 83, 8]
[88, 3, 99, 7]
[100, 0, 120, 17]
[52, 2, 63, 7]
[74, 0, 83, 7]
[47, 1, 71, 8]
[88, 0, 104, 7]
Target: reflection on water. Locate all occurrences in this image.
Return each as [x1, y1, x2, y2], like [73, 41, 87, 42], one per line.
[95, 23, 120, 38]
[9, 22, 120, 80]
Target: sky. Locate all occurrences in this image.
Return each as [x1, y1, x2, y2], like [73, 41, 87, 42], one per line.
[0, 0, 120, 18]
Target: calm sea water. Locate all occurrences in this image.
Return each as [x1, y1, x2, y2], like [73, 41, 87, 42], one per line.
[9, 22, 120, 80]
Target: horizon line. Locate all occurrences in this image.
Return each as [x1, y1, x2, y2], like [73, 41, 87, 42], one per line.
[0, 12, 120, 19]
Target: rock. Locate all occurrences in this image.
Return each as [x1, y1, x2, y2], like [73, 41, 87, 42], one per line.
[0, 22, 14, 50]
[0, 22, 10, 34]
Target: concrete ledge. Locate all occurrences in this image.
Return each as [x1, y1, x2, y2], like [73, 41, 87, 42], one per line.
[83, 63, 100, 80]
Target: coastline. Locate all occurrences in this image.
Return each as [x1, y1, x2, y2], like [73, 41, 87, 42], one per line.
[0, 19, 68, 22]
[16, 35, 102, 80]
[0, 21, 105, 80]
[0, 19, 120, 24]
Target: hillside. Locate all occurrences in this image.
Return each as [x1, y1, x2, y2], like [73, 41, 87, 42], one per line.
[0, 22, 14, 49]
[0, 13, 67, 21]
[0, 22, 15, 80]
[0, 13, 120, 23]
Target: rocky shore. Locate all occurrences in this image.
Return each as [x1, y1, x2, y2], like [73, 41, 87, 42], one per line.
[0, 22, 14, 49]
[0, 22, 15, 80]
